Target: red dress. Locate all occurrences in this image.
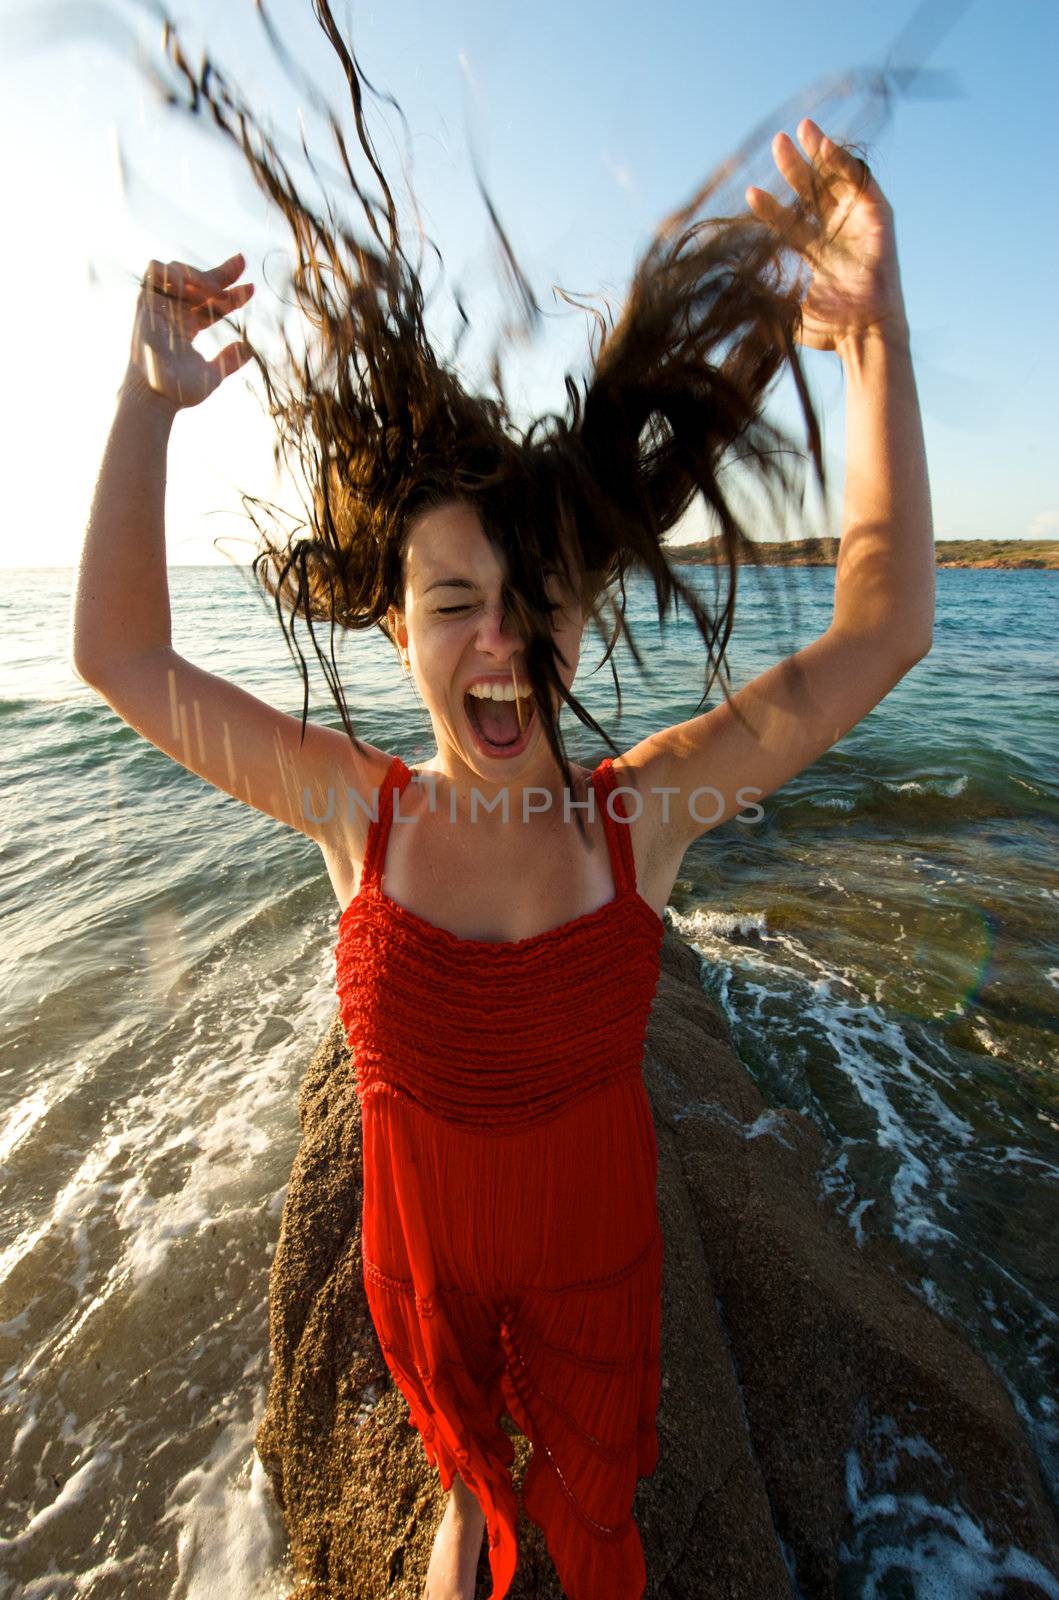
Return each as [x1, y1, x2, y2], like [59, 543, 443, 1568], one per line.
[334, 754, 665, 1600]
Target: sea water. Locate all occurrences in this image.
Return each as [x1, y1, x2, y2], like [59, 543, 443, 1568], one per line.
[0, 561, 1056, 1597]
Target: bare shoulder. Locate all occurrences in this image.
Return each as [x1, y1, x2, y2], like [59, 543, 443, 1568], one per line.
[312, 738, 397, 909]
[601, 742, 689, 920]
[315, 734, 395, 817]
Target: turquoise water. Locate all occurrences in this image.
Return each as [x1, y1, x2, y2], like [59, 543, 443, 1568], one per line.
[0, 562, 1056, 1596]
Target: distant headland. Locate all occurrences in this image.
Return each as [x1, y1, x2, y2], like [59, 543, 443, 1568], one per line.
[670, 537, 1059, 570]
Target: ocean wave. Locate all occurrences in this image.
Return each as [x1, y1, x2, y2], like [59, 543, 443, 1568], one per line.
[668, 905, 770, 944]
[778, 766, 1055, 831]
[882, 774, 969, 798]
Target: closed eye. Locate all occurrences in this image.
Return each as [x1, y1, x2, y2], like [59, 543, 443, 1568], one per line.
[436, 601, 563, 616]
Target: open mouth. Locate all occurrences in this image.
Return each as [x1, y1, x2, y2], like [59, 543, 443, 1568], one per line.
[463, 690, 537, 755]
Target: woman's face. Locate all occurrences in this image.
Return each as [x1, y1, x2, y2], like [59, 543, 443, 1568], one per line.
[386, 499, 586, 781]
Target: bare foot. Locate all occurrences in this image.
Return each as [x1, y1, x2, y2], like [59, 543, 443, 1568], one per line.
[423, 1474, 487, 1600]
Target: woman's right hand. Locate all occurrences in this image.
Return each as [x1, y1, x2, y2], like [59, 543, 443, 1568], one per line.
[124, 251, 255, 410]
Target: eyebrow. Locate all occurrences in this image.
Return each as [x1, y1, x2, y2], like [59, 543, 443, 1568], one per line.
[423, 567, 561, 595]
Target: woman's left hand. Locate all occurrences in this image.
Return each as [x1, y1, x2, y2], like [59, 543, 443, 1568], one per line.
[746, 117, 908, 356]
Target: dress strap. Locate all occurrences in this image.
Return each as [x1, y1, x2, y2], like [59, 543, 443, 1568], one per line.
[590, 757, 638, 895]
[359, 755, 413, 893]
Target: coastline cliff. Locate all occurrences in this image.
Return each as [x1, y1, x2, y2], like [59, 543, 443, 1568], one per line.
[672, 536, 1059, 570]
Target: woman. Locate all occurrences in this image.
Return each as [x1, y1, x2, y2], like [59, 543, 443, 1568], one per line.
[72, 9, 933, 1595]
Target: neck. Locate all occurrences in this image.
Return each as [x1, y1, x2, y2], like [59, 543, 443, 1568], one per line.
[415, 744, 590, 822]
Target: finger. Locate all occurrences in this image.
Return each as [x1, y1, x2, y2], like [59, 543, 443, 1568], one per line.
[207, 339, 255, 383]
[820, 132, 873, 192]
[745, 186, 815, 252]
[143, 258, 208, 304]
[770, 129, 817, 202]
[193, 279, 255, 329]
[796, 117, 826, 167]
[144, 256, 248, 306]
[801, 120, 870, 192]
[143, 259, 202, 297]
[191, 255, 252, 311]
[142, 284, 211, 341]
[209, 251, 247, 286]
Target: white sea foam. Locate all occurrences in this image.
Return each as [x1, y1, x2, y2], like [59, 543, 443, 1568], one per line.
[158, 1414, 291, 1600]
[668, 904, 770, 944]
[840, 1409, 1059, 1598]
[668, 902, 985, 1260]
[0, 873, 339, 1595]
[971, 1023, 1005, 1059]
[882, 774, 969, 798]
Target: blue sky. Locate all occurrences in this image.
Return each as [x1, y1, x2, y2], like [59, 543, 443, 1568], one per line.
[2, 0, 1056, 566]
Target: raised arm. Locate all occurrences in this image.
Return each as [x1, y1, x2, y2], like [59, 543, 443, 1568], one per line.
[616, 120, 935, 857]
[71, 256, 386, 847]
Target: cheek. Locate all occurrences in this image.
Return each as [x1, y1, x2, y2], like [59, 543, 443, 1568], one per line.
[553, 620, 583, 676]
[413, 630, 463, 695]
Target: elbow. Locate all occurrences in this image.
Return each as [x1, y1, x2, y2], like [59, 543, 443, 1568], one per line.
[71, 652, 97, 687]
[71, 649, 111, 690]
[833, 623, 933, 674]
[905, 633, 933, 667]
[889, 633, 934, 678]
[877, 623, 933, 672]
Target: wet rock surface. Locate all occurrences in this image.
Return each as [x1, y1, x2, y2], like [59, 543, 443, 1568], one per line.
[256, 928, 1059, 1597]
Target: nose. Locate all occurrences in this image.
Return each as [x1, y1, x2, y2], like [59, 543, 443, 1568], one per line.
[475, 596, 525, 661]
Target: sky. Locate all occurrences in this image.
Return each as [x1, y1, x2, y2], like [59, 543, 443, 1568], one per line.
[1, 0, 1057, 568]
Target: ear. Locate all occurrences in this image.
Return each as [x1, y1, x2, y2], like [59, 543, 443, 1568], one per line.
[387, 604, 408, 653]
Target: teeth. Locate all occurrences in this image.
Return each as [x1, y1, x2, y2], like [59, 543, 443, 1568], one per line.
[466, 682, 532, 702]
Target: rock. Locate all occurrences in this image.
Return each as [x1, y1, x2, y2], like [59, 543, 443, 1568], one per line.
[255, 928, 1059, 1597]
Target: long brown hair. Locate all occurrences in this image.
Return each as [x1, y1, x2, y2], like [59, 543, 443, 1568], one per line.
[135, 0, 877, 824]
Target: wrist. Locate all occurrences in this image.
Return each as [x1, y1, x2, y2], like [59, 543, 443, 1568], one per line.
[835, 315, 911, 369]
[118, 365, 181, 423]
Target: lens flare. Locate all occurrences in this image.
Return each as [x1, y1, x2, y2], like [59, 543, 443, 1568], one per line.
[879, 900, 996, 1023]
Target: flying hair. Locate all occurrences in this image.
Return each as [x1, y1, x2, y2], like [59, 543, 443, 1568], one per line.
[40, 0, 962, 837]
